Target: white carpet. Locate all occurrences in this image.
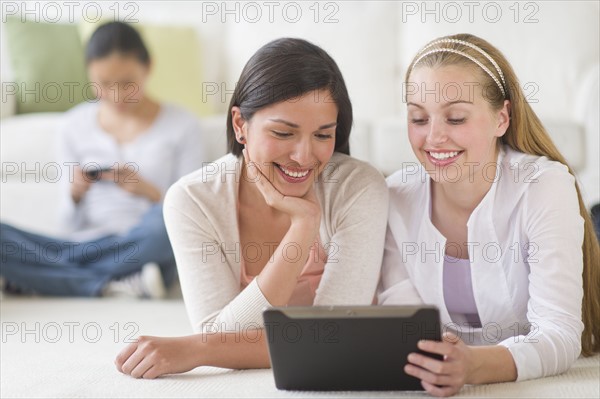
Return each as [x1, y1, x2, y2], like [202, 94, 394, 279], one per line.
[1, 297, 598, 398]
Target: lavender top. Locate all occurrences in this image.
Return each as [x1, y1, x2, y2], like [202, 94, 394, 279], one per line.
[443, 255, 481, 327]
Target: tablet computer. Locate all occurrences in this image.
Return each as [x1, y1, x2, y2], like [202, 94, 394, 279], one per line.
[263, 305, 441, 391]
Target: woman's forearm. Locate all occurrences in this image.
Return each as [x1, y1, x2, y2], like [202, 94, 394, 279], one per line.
[256, 219, 319, 306]
[467, 345, 517, 384]
[194, 330, 271, 369]
[188, 222, 318, 370]
[139, 180, 162, 202]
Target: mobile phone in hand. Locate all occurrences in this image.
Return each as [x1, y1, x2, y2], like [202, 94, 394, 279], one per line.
[86, 167, 113, 181]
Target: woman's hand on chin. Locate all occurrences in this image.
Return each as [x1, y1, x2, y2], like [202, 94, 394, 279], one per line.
[243, 148, 321, 228]
[115, 335, 203, 379]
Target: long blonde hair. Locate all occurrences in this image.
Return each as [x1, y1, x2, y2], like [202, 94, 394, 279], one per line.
[405, 33, 600, 356]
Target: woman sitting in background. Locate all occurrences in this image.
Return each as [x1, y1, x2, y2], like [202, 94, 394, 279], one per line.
[379, 33, 600, 397]
[0, 21, 206, 298]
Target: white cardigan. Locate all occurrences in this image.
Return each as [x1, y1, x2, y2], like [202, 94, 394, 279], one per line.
[378, 146, 585, 382]
[164, 152, 389, 334]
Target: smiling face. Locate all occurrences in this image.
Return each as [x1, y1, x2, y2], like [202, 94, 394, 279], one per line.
[233, 89, 338, 198]
[87, 53, 149, 113]
[406, 65, 510, 184]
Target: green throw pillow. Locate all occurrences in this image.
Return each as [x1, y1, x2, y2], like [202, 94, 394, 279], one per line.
[4, 17, 88, 114]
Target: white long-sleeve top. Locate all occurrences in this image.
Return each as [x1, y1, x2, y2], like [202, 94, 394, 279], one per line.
[163, 152, 389, 334]
[378, 145, 585, 382]
[57, 101, 205, 240]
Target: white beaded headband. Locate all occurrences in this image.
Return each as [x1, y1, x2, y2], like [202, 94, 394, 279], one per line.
[411, 39, 507, 98]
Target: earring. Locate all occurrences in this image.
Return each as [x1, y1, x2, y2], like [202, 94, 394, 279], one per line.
[238, 136, 245, 143]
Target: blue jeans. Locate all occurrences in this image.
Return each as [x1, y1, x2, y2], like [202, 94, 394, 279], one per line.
[0, 204, 176, 296]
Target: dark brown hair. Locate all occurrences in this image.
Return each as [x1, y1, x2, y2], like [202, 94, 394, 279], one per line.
[86, 21, 150, 66]
[226, 38, 352, 156]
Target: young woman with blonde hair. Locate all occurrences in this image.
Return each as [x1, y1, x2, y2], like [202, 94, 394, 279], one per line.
[379, 33, 599, 396]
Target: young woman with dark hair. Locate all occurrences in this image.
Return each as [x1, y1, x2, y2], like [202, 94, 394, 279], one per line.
[114, 37, 389, 378]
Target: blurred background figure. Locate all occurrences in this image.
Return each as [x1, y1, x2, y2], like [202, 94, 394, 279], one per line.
[0, 22, 206, 298]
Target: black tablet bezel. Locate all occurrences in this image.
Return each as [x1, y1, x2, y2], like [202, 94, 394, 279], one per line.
[263, 305, 442, 391]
